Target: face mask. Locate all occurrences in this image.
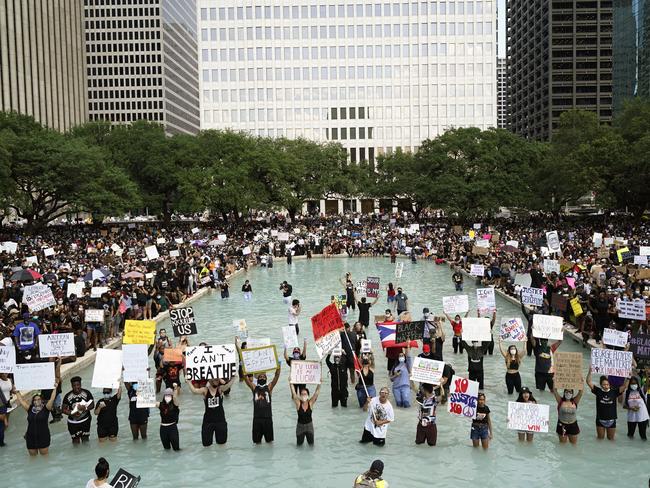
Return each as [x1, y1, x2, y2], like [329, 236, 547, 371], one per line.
[257, 378, 267, 386]
[472, 341, 479, 347]
[104, 393, 112, 399]
[300, 394, 308, 402]
[631, 384, 638, 391]
[509, 349, 517, 355]
[398, 356, 406, 363]
[564, 392, 573, 400]
[293, 353, 300, 359]
[132, 384, 138, 391]
[33, 400, 43, 412]
[164, 396, 172, 403]
[602, 387, 610, 392]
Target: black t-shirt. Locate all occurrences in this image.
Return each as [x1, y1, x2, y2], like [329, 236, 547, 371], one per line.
[283, 284, 293, 297]
[203, 388, 225, 423]
[357, 302, 371, 323]
[534, 344, 553, 373]
[253, 385, 272, 419]
[452, 272, 463, 283]
[96, 394, 120, 425]
[473, 404, 490, 424]
[591, 386, 618, 420]
[242, 283, 252, 292]
[159, 401, 179, 423]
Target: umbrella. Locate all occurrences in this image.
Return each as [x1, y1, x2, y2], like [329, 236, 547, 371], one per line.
[43, 272, 58, 282]
[122, 271, 144, 279]
[83, 268, 111, 282]
[10, 269, 42, 281]
[501, 245, 520, 253]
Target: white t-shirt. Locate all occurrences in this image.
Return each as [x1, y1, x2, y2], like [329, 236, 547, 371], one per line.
[364, 397, 395, 439]
[0, 378, 12, 405]
[288, 306, 299, 325]
[85, 480, 112, 488]
[626, 391, 650, 423]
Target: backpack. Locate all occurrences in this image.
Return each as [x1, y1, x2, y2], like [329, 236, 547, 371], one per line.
[354, 477, 378, 488]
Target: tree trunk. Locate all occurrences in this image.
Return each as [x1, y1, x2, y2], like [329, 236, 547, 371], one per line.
[287, 207, 297, 221]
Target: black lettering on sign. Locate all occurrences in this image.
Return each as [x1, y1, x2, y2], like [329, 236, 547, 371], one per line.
[170, 307, 198, 337]
[395, 321, 425, 344]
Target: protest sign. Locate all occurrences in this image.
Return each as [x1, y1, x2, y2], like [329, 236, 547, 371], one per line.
[355, 280, 367, 296]
[461, 318, 492, 342]
[374, 314, 386, 324]
[409, 357, 444, 384]
[25, 255, 38, 265]
[475, 238, 489, 248]
[543, 259, 560, 275]
[92, 349, 123, 389]
[361, 339, 371, 353]
[232, 319, 248, 340]
[448, 375, 479, 419]
[110, 468, 141, 488]
[85, 309, 104, 323]
[144, 245, 159, 260]
[453, 225, 463, 235]
[186, 344, 238, 381]
[122, 344, 150, 382]
[634, 255, 648, 266]
[91, 286, 108, 298]
[170, 307, 197, 337]
[136, 378, 156, 408]
[597, 247, 610, 259]
[163, 347, 183, 363]
[472, 245, 489, 256]
[156, 237, 166, 245]
[395, 262, 404, 279]
[277, 232, 289, 241]
[473, 223, 481, 230]
[593, 232, 603, 248]
[366, 276, 380, 298]
[442, 295, 469, 314]
[311, 303, 344, 358]
[123, 320, 156, 344]
[0, 274, 3, 289]
[507, 402, 550, 433]
[14, 362, 55, 390]
[282, 325, 299, 349]
[2, 241, 17, 253]
[618, 299, 646, 320]
[630, 333, 650, 358]
[554, 352, 583, 390]
[191, 227, 200, 234]
[169, 250, 180, 258]
[569, 298, 583, 317]
[240, 345, 278, 375]
[395, 321, 425, 344]
[640, 246, 650, 256]
[591, 348, 633, 377]
[470, 264, 485, 276]
[603, 328, 629, 348]
[476, 288, 496, 313]
[520, 287, 544, 307]
[506, 240, 519, 248]
[532, 315, 564, 340]
[499, 318, 526, 342]
[22, 283, 56, 312]
[246, 337, 271, 348]
[0, 344, 16, 373]
[617, 247, 632, 263]
[290, 360, 321, 384]
[546, 231, 561, 253]
[242, 246, 251, 256]
[38, 333, 75, 358]
[43, 247, 55, 257]
[550, 293, 568, 312]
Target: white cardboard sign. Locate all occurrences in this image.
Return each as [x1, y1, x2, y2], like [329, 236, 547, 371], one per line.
[603, 328, 629, 348]
[532, 315, 564, 340]
[38, 333, 75, 358]
[461, 318, 492, 342]
[122, 344, 150, 382]
[14, 362, 55, 390]
[507, 402, 550, 433]
[0, 345, 16, 373]
[442, 295, 470, 314]
[91, 349, 123, 389]
[282, 325, 299, 349]
[476, 288, 496, 312]
[409, 357, 445, 384]
[290, 360, 321, 384]
[240, 345, 278, 375]
[470, 264, 485, 277]
[84, 309, 104, 323]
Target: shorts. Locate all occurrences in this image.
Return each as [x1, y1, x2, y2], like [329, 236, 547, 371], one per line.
[556, 421, 580, 436]
[470, 423, 489, 440]
[252, 417, 274, 443]
[416, 421, 438, 446]
[67, 418, 92, 439]
[97, 420, 119, 438]
[387, 296, 395, 303]
[597, 419, 616, 429]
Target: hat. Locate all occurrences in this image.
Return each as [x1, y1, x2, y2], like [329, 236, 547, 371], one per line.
[164, 388, 173, 396]
[370, 460, 384, 476]
[422, 344, 431, 353]
[521, 386, 531, 393]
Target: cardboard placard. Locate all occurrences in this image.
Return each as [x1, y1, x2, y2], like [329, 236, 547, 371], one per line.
[136, 378, 156, 408]
[554, 352, 583, 390]
[630, 333, 650, 358]
[507, 402, 550, 433]
[232, 319, 248, 340]
[521, 287, 544, 307]
[442, 295, 469, 314]
[91, 349, 123, 389]
[185, 344, 238, 381]
[569, 298, 583, 317]
[240, 345, 278, 375]
[618, 299, 646, 320]
[476, 288, 496, 313]
[290, 360, 321, 384]
[122, 344, 150, 382]
[394, 262, 404, 279]
[123, 320, 156, 344]
[366, 276, 380, 298]
[0, 345, 16, 373]
[14, 362, 55, 390]
[170, 307, 198, 337]
[603, 328, 629, 348]
[246, 337, 271, 348]
[409, 357, 444, 384]
[91, 286, 108, 298]
[38, 333, 75, 358]
[110, 468, 141, 488]
[543, 259, 560, 275]
[282, 325, 299, 349]
[22, 283, 56, 312]
[311, 303, 344, 358]
[395, 321, 425, 344]
[67, 282, 85, 298]
[546, 231, 561, 253]
[550, 293, 568, 312]
[461, 318, 492, 342]
[361, 338, 371, 353]
[163, 347, 183, 363]
[591, 348, 633, 377]
[144, 245, 159, 260]
[84, 309, 104, 323]
[532, 315, 564, 340]
[448, 375, 479, 419]
[499, 318, 526, 342]
[470, 264, 485, 276]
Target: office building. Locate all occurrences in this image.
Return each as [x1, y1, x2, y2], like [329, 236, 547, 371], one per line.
[198, 0, 497, 164]
[0, 0, 87, 131]
[84, 0, 200, 134]
[496, 56, 507, 128]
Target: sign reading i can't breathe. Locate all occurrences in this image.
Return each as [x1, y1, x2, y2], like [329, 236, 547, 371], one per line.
[170, 307, 198, 337]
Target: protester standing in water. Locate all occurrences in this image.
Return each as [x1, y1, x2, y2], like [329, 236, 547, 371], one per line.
[289, 377, 321, 446]
[15, 380, 58, 455]
[187, 377, 235, 446]
[243, 366, 281, 444]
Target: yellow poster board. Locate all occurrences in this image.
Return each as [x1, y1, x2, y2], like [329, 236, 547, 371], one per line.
[123, 320, 156, 344]
[569, 298, 583, 317]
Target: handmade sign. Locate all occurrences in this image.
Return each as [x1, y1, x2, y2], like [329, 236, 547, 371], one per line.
[232, 319, 248, 340]
[442, 295, 469, 314]
[569, 298, 583, 317]
[395, 321, 425, 344]
[277, 232, 289, 241]
[22, 283, 56, 312]
[507, 402, 550, 433]
[630, 333, 650, 358]
[311, 303, 344, 358]
[282, 325, 299, 349]
[532, 315, 564, 340]
[14, 362, 55, 390]
[67, 282, 85, 298]
[452, 225, 463, 235]
[240, 345, 278, 375]
[592, 232, 603, 248]
[246, 337, 271, 348]
[476, 288, 496, 313]
[543, 259, 560, 275]
[409, 357, 444, 384]
[554, 352, 583, 390]
[617, 247, 632, 263]
[634, 255, 648, 266]
[640, 246, 650, 256]
[597, 247, 610, 259]
[91, 349, 123, 389]
[475, 238, 490, 248]
[91, 286, 108, 298]
[170, 307, 198, 337]
[550, 293, 568, 312]
[122, 344, 150, 382]
[546, 231, 561, 253]
[499, 318, 526, 342]
[618, 299, 646, 321]
[43, 247, 55, 257]
[470, 264, 485, 276]
[186, 344, 238, 381]
[0, 344, 16, 373]
[85, 309, 104, 323]
[38, 333, 75, 358]
[110, 468, 141, 488]
[395, 262, 404, 279]
[461, 318, 492, 342]
[355, 280, 367, 296]
[448, 375, 479, 419]
[603, 328, 629, 348]
[290, 360, 321, 384]
[366, 276, 380, 298]
[591, 348, 633, 377]
[163, 347, 183, 363]
[361, 339, 371, 353]
[521, 287, 544, 307]
[123, 320, 156, 344]
[136, 378, 156, 408]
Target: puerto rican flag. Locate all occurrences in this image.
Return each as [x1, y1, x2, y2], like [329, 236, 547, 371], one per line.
[376, 321, 419, 349]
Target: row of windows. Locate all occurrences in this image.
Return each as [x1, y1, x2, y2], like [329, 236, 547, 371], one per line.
[201, 62, 493, 83]
[199, 1, 492, 22]
[200, 42, 492, 63]
[201, 83, 494, 104]
[87, 65, 162, 76]
[87, 55, 161, 65]
[84, 7, 159, 18]
[89, 77, 161, 88]
[199, 21, 493, 42]
[330, 107, 367, 119]
[86, 41, 161, 52]
[85, 19, 160, 30]
[328, 126, 374, 139]
[86, 0, 158, 6]
[90, 111, 163, 123]
[89, 89, 162, 100]
[90, 100, 162, 110]
[85, 30, 160, 41]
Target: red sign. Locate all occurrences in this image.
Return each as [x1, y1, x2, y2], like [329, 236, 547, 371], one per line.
[311, 303, 344, 340]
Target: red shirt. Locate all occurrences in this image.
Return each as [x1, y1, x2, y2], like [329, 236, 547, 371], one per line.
[451, 320, 462, 336]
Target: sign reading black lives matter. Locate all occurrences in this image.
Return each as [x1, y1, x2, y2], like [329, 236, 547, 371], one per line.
[395, 321, 425, 344]
[170, 306, 197, 337]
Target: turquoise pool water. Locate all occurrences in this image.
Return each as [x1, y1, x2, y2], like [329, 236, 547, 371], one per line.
[4, 258, 647, 487]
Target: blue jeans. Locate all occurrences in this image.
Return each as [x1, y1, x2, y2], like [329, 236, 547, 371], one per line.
[393, 384, 411, 408]
[356, 385, 376, 408]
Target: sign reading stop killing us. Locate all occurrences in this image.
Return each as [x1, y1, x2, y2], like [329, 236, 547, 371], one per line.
[170, 307, 198, 337]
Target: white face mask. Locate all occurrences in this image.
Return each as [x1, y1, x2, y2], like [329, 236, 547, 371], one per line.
[300, 394, 308, 402]
[164, 396, 172, 403]
[509, 349, 517, 356]
[398, 356, 406, 363]
[564, 392, 573, 400]
[631, 384, 638, 391]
